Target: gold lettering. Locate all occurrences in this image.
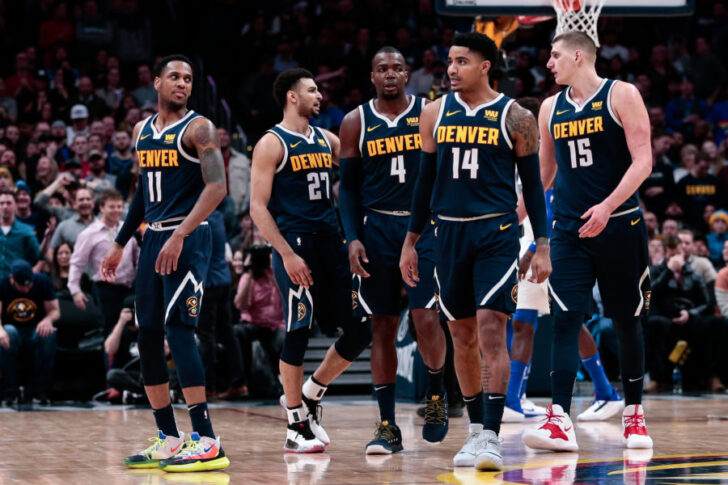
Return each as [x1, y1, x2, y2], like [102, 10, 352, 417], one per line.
[455, 126, 467, 143]
[446, 125, 456, 143]
[488, 128, 498, 145]
[366, 140, 376, 157]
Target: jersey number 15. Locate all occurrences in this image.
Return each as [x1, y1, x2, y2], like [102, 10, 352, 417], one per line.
[567, 138, 593, 169]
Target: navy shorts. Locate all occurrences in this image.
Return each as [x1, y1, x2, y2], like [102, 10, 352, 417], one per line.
[548, 209, 651, 319]
[434, 213, 520, 321]
[273, 232, 354, 334]
[352, 209, 437, 316]
[135, 223, 211, 329]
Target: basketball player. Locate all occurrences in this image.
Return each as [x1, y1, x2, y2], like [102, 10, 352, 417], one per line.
[521, 31, 653, 452]
[339, 47, 447, 454]
[101, 54, 229, 471]
[400, 32, 550, 470]
[250, 68, 371, 453]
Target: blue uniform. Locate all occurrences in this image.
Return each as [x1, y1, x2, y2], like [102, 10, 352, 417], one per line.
[352, 96, 436, 316]
[547, 79, 650, 318]
[134, 111, 211, 329]
[266, 125, 352, 333]
[430, 93, 520, 320]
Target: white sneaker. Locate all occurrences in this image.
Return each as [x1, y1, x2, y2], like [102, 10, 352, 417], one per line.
[522, 404, 579, 452]
[521, 397, 547, 418]
[577, 397, 625, 422]
[474, 430, 504, 471]
[622, 404, 653, 449]
[453, 424, 484, 467]
[280, 394, 331, 446]
[284, 420, 326, 453]
[124, 430, 186, 468]
[502, 405, 525, 423]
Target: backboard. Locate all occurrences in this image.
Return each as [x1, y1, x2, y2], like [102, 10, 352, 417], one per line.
[435, 0, 695, 17]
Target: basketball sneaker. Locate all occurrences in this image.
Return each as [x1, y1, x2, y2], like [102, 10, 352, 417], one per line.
[453, 423, 484, 467]
[474, 430, 504, 471]
[622, 448, 653, 485]
[285, 419, 326, 453]
[124, 430, 186, 469]
[422, 393, 449, 443]
[280, 394, 330, 446]
[521, 396, 547, 418]
[522, 404, 579, 452]
[159, 432, 230, 472]
[502, 405, 525, 423]
[365, 420, 403, 455]
[622, 404, 653, 449]
[577, 388, 624, 422]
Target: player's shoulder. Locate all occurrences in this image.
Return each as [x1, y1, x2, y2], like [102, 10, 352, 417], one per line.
[421, 96, 444, 118]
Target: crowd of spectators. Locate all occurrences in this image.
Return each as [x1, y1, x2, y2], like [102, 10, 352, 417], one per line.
[1, 0, 728, 404]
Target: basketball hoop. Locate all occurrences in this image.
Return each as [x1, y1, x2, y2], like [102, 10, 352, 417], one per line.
[552, 0, 606, 47]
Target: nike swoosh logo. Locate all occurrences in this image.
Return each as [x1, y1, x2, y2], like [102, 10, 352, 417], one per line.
[446, 110, 462, 117]
[140, 134, 151, 140]
[564, 426, 572, 432]
[367, 124, 382, 132]
[203, 445, 215, 453]
[290, 141, 302, 148]
[488, 395, 504, 400]
[631, 218, 641, 226]
[629, 376, 644, 382]
[374, 385, 388, 391]
[499, 223, 512, 231]
[556, 109, 569, 115]
[170, 444, 181, 453]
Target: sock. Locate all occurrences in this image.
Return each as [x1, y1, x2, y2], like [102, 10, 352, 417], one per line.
[303, 376, 328, 402]
[520, 363, 531, 400]
[188, 402, 214, 438]
[286, 405, 306, 425]
[427, 366, 445, 396]
[152, 403, 179, 438]
[483, 393, 506, 434]
[463, 392, 484, 425]
[582, 352, 613, 400]
[506, 361, 527, 411]
[613, 317, 646, 406]
[375, 383, 396, 423]
[552, 370, 577, 415]
[552, 310, 585, 415]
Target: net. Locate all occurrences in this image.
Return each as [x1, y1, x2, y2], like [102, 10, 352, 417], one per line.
[552, 0, 606, 47]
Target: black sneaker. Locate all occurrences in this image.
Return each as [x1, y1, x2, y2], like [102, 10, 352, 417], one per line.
[422, 393, 449, 443]
[417, 398, 464, 418]
[365, 420, 403, 455]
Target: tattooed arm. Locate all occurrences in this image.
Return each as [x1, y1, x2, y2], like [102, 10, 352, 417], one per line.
[155, 117, 227, 275]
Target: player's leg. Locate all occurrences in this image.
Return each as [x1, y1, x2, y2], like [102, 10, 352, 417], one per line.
[504, 310, 535, 419]
[576, 324, 624, 421]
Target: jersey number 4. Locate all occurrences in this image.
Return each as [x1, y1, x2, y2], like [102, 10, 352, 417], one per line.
[451, 147, 479, 179]
[391, 155, 406, 184]
[307, 172, 330, 200]
[567, 138, 593, 168]
[147, 171, 162, 202]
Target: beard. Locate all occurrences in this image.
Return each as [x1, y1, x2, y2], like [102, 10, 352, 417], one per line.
[381, 89, 399, 100]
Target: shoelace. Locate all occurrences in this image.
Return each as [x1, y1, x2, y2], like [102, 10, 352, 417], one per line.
[142, 436, 167, 458]
[293, 420, 317, 440]
[539, 408, 565, 428]
[624, 411, 646, 430]
[373, 422, 396, 441]
[304, 397, 324, 425]
[424, 396, 447, 425]
[175, 438, 206, 458]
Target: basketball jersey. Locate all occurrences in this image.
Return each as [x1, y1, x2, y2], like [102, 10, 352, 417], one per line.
[549, 78, 638, 220]
[135, 110, 204, 223]
[358, 96, 425, 211]
[267, 124, 339, 233]
[431, 92, 517, 218]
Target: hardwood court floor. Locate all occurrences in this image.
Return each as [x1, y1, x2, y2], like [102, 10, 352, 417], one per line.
[1, 396, 727, 484]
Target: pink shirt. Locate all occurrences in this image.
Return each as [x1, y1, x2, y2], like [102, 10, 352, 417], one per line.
[236, 271, 284, 330]
[68, 219, 139, 294]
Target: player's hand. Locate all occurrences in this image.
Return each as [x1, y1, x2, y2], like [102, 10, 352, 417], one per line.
[579, 203, 611, 238]
[528, 246, 552, 283]
[72, 291, 88, 311]
[156, 232, 184, 275]
[399, 243, 420, 287]
[100, 243, 124, 281]
[672, 309, 689, 325]
[283, 252, 313, 288]
[0, 327, 10, 350]
[348, 240, 370, 278]
[518, 250, 533, 280]
[36, 319, 56, 338]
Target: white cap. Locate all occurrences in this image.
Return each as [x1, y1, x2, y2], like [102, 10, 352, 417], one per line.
[70, 104, 89, 120]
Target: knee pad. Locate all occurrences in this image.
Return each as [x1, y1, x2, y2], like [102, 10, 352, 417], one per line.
[138, 327, 169, 386]
[165, 324, 206, 389]
[334, 317, 372, 362]
[513, 309, 538, 327]
[280, 328, 310, 366]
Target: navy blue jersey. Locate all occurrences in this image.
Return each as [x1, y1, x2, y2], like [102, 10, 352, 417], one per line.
[135, 110, 205, 223]
[431, 93, 517, 217]
[267, 125, 339, 233]
[358, 96, 425, 211]
[549, 78, 638, 220]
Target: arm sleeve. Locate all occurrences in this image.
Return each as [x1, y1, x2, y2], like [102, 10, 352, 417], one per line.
[516, 153, 548, 240]
[338, 157, 362, 242]
[114, 181, 145, 247]
[408, 151, 437, 234]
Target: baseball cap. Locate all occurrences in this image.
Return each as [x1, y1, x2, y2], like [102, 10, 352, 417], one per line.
[15, 180, 31, 196]
[70, 104, 89, 120]
[88, 150, 104, 160]
[10, 260, 33, 286]
[51, 120, 66, 129]
[64, 159, 81, 168]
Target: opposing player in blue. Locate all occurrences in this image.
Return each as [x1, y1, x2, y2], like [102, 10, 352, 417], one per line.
[101, 54, 229, 472]
[250, 68, 371, 453]
[400, 32, 551, 471]
[339, 47, 447, 454]
[521, 31, 653, 452]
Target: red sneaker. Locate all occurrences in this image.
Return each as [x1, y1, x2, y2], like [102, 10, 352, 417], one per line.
[622, 404, 653, 449]
[522, 404, 578, 452]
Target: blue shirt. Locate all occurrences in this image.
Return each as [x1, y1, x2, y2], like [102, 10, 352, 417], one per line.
[0, 219, 40, 279]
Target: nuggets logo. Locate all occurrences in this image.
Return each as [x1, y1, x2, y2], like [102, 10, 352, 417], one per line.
[644, 290, 652, 311]
[483, 109, 499, 122]
[406, 116, 419, 126]
[511, 284, 519, 304]
[317, 137, 327, 147]
[164, 133, 176, 144]
[7, 298, 37, 323]
[352, 291, 359, 310]
[297, 302, 307, 321]
[186, 296, 199, 317]
[591, 100, 603, 110]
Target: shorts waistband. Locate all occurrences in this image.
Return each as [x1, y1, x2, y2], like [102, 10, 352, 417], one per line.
[368, 208, 411, 217]
[437, 211, 509, 222]
[147, 216, 208, 231]
[610, 207, 640, 218]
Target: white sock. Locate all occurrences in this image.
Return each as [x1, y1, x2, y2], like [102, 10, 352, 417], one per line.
[302, 376, 327, 401]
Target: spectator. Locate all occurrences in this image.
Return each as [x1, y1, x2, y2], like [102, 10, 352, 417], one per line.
[104, 298, 143, 400]
[693, 233, 712, 260]
[84, 150, 116, 195]
[49, 187, 95, 251]
[34, 173, 78, 221]
[707, 210, 728, 265]
[219, 128, 250, 216]
[702, 140, 727, 175]
[50, 242, 72, 292]
[14, 181, 48, 244]
[0, 168, 13, 191]
[676, 151, 721, 229]
[662, 218, 680, 238]
[644, 211, 660, 239]
[70, 76, 108, 121]
[96, 67, 123, 111]
[646, 44, 680, 107]
[66, 105, 90, 147]
[665, 80, 709, 142]
[68, 189, 137, 335]
[0, 260, 60, 404]
[710, 87, 728, 146]
[0, 190, 40, 279]
[674, 144, 697, 183]
[65, 134, 90, 175]
[641, 133, 676, 217]
[688, 37, 726, 101]
[0, 78, 19, 122]
[678, 229, 717, 287]
[649, 238, 665, 265]
[599, 30, 629, 63]
[716, 241, 728, 313]
[1, 150, 22, 182]
[132, 65, 156, 109]
[407, 48, 437, 96]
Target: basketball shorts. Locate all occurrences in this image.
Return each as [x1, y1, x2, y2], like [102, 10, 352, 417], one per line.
[549, 209, 651, 319]
[273, 231, 354, 334]
[135, 221, 211, 329]
[434, 212, 520, 321]
[352, 209, 437, 316]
